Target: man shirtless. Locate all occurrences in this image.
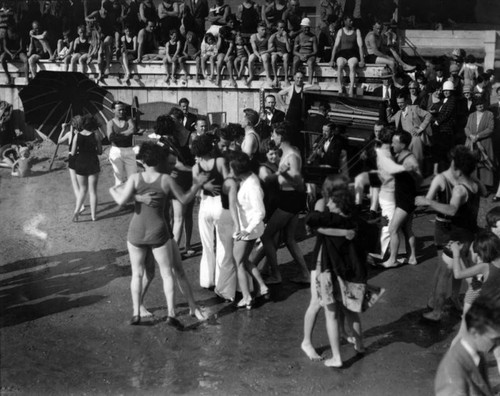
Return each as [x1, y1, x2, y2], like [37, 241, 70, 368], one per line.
[269, 20, 291, 87]
[364, 21, 415, 73]
[246, 21, 272, 86]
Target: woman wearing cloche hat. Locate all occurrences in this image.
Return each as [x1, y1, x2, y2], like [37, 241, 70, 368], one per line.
[431, 80, 458, 174]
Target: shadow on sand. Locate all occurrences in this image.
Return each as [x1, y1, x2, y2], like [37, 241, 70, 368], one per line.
[0, 248, 129, 328]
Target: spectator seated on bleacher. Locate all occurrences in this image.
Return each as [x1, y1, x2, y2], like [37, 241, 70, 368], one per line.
[292, 18, 317, 85]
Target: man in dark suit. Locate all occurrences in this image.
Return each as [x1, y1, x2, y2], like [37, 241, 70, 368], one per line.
[372, 73, 408, 120]
[428, 64, 448, 93]
[183, 0, 209, 40]
[310, 122, 348, 174]
[178, 97, 197, 132]
[434, 291, 500, 396]
[257, 94, 285, 139]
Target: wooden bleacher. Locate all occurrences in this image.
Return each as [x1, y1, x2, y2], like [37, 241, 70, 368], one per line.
[0, 59, 391, 91]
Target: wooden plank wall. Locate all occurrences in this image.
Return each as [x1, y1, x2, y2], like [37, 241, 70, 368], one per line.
[2, 85, 261, 140]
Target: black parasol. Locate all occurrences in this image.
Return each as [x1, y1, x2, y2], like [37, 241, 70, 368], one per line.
[19, 71, 114, 143]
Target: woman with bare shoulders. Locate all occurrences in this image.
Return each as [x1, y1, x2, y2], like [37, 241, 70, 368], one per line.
[109, 142, 208, 326]
[58, 116, 84, 214]
[71, 114, 102, 222]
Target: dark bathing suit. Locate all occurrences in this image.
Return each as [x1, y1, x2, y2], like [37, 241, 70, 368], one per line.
[74, 133, 100, 176]
[127, 173, 172, 247]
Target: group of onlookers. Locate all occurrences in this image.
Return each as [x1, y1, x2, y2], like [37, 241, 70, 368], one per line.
[0, 0, 442, 88]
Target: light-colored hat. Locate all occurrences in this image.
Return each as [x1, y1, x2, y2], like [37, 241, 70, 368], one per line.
[449, 64, 460, 74]
[463, 84, 472, 93]
[300, 18, 311, 27]
[442, 81, 454, 91]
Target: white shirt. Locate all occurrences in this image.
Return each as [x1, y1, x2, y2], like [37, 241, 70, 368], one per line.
[236, 174, 265, 239]
[383, 86, 390, 99]
[476, 111, 484, 129]
[323, 138, 331, 152]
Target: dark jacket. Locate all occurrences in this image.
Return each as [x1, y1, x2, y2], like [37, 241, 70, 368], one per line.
[314, 134, 348, 170]
[257, 109, 285, 139]
[183, 111, 198, 132]
[306, 211, 367, 284]
[372, 84, 408, 115]
[435, 96, 457, 136]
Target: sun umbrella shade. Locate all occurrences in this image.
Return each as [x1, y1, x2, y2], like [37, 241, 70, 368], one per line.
[19, 71, 115, 143]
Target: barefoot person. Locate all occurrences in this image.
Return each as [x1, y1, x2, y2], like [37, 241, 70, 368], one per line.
[329, 15, 364, 96]
[301, 175, 356, 362]
[364, 20, 415, 73]
[134, 150, 207, 323]
[416, 146, 480, 322]
[305, 188, 376, 367]
[229, 151, 269, 309]
[109, 142, 208, 325]
[58, 117, 84, 214]
[71, 115, 102, 222]
[262, 123, 310, 284]
[377, 131, 422, 268]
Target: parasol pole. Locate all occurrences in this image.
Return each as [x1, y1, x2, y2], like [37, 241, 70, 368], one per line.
[48, 142, 60, 171]
[48, 106, 73, 171]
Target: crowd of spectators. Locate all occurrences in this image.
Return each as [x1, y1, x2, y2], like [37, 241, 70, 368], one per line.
[0, 0, 429, 87]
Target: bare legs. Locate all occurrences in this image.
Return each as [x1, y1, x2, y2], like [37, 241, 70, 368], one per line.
[261, 208, 310, 283]
[301, 270, 322, 360]
[140, 241, 206, 321]
[74, 173, 98, 221]
[128, 241, 176, 320]
[247, 53, 272, 86]
[324, 303, 342, 367]
[172, 199, 194, 253]
[271, 53, 289, 87]
[234, 239, 268, 307]
[122, 54, 131, 82]
[235, 56, 247, 80]
[336, 57, 359, 95]
[383, 208, 416, 266]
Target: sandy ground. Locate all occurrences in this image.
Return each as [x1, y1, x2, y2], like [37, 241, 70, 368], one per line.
[1, 140, 499, 395]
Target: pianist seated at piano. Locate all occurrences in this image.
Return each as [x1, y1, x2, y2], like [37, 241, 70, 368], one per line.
[307, 122, 348, 176]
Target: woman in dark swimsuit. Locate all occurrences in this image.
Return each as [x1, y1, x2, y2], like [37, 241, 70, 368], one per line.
[71, 115, 102, 222]
[120, 25, 137, 82]
[109, 142, 208, 326]
[58, 116, 83, 214]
